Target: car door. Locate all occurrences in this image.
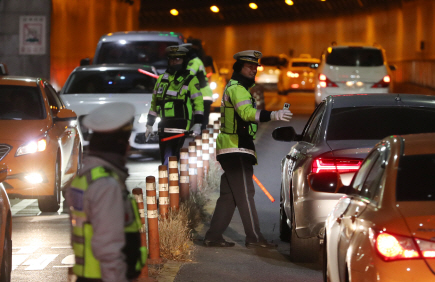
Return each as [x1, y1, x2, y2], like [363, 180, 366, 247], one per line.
[44, 82, 75, 177]
[285, 102, 326, 223]
[336, 147, 387, 282]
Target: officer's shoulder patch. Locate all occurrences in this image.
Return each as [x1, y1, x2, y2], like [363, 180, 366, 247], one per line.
[195, 83, 200, 90]
[188, 62, 193, 66]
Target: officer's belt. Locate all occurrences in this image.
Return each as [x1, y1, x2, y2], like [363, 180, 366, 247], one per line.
[158, 128, 187, 134]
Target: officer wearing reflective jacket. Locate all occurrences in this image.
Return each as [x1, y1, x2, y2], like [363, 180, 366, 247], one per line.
[67, 102, 146, 282]
[145, 45, 204, 166]
[181, 40, 213, 130]
[204, 50, 292, 249]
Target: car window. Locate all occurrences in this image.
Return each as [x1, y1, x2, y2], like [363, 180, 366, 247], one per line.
[326, 47, 384, 67]
[45, 83, 63, 115]
[351, 150, 380, 193]
[96, 41, 177, 68]
[291, 62, 313, 67]
[302, 103, 325, 143]
[0, 85, 45, 120]
[396, 154, 435, 201]
[359, 149, 386, 201]
[63, 70, 157, 94]
[327, 107, 435, 140]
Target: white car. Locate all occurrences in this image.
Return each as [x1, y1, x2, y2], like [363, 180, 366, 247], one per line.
[60, 64, 160, 157]
[314, 43, 396, 106]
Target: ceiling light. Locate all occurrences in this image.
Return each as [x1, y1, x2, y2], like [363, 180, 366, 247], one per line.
[285, 0, 294, 5]
[170, 9, 179, 16]
[249, 3, 258, 9]
[210, 6, 219, 13]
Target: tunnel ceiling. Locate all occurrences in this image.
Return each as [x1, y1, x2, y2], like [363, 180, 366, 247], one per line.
[140, 0, 410, 28]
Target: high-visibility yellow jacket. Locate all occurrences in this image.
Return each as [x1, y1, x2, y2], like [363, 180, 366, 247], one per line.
[147, 70, 204, 132]
[187, 57, 213, 102]
[69, 166, 147, 280]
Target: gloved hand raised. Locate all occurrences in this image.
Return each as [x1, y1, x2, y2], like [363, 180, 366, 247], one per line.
[270, 109, 293, 122]
[145, 125, 153, 142]
[191, 124, 202, 136]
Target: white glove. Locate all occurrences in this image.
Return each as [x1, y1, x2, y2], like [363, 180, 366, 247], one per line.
[191, 124, 202, 136]
[270, 109, 293, 122]
[145, 125, 153, 142]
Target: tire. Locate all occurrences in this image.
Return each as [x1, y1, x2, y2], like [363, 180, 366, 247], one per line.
[0, 224, 12, 282]
[38, 155, 61, 212]
[289, 202, 321, 263]
[279, 189, 291, 242]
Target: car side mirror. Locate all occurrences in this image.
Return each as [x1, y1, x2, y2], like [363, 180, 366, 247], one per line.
[80, 58, 91, 66]
[307, 172, 346, 193]
[0, 165, 7, 183]
[272, 126, 301, 142]
[389, 64, 397, 71]
[54, 108, 77, 122]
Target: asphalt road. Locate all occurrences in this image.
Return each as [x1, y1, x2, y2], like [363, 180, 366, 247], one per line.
[10, 91, 322, 282]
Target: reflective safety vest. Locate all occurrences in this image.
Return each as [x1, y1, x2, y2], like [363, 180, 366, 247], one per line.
[148, 71, 204, 132]
[217, 79, 260, 160]
[187, 57, 213, 101]
[69, 166, 147, 280]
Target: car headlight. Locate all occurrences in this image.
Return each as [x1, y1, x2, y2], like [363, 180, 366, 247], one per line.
[138, 113, 147, 123]
[212, 93, 220, 102]
[16, 138, 47, 156]
[210, 82, 217, 90]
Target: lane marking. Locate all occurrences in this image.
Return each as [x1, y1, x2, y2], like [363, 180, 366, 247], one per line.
[11, 199, 37, 215]
[23, 254, 59, 270]
[30, 214, 69, 222]
[61, 255, 75, 265]
[12, 255, 29, 271]
[15, 246, 39, 254]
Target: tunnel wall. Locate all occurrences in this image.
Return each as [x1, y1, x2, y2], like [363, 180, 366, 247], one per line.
[168, 0, 435, 90]
[49, 0, 140, 90]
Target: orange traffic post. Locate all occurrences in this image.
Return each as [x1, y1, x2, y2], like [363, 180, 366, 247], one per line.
[168, 156, 180, 212]
[132, 188, 150, 278]
[145, 176, 162, 265]
[158, 165, 169, 219]
[202, 130, 210, 176]
[195, 136, 204, 189]
[252, 174, 275, 203]
[206, 125, 215, 160]
[188, 142, 198, 193]
[179, 148, 190, 202]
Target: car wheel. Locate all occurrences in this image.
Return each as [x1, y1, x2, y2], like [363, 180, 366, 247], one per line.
[0, 223, 12, 282]
[279, 188, 291, 242]
[289, 202, 321, 263]
[38, 155, 61, 212]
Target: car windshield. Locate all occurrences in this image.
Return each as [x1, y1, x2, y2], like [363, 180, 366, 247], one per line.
[63, 70, 157, 94]
[96, 41, 176, 68]
[0, 86, 45, 120]
[326, 48, 384, 67]
[291, 62, 313, 67]
[327, 107, 435, 140]
[396, 154, 435, 201]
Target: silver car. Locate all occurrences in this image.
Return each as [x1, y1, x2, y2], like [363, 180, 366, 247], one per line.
[60, 64, 160, 157]
[272, 93, 435, 263]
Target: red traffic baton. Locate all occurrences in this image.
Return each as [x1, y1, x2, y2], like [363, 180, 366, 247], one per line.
[161, 131, 192, 142]
[137, 68, 159, 79]
[252, 174, 275, 203]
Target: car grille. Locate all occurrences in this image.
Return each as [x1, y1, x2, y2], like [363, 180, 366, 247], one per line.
[0, 144, 12, 161]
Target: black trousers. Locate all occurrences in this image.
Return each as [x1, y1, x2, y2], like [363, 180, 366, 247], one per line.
[159, 135, 186, 166]
[201, 100, 213, 130]
[205, 155, 265, 243]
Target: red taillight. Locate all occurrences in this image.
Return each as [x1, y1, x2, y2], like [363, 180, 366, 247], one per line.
[371, 75, 390, 88]
[311, 157, 362, 173]
[415, 238, 435, 258]
[318, 74, 338, 88]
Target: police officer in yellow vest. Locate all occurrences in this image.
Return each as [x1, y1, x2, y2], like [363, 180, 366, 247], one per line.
[67, 102, 146, 282]
[145, 45, 204, 166]
[204, 50, 292, 248]
[181, 39, 213, 130]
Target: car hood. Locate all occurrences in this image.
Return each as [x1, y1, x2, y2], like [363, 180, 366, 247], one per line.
[324, 65, 387, 83]
[60, 93, 152, 116]
[0, 119, 50, 143]
[396, 202, 435, 272]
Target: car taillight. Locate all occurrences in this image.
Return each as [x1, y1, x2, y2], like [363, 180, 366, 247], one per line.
[415, 238, 435, 258]
[375, 232, 423, 261]
[311, 157, 362, 174]
[318, 74, 338, 87]
[371, 75, 390, 88]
